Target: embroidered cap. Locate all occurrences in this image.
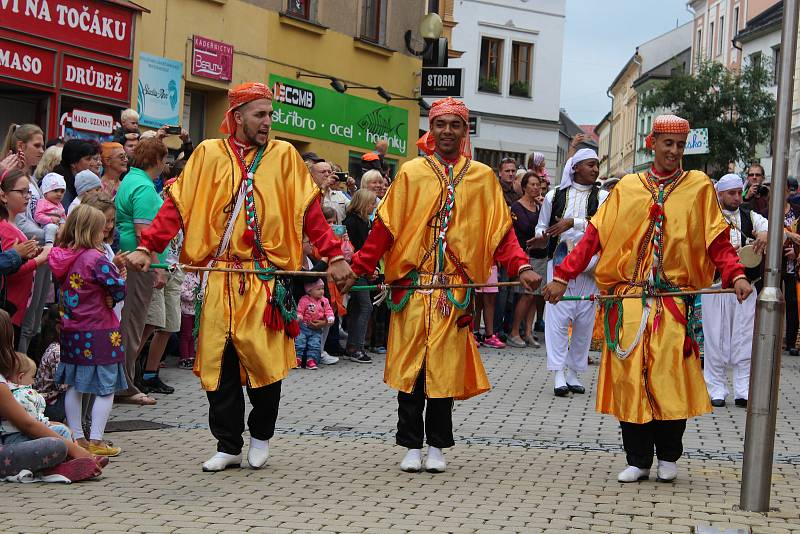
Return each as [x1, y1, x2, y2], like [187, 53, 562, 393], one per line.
[645, 114, 691, 150]
[416, 97, 472, 159]
[219, 82, 274, 135]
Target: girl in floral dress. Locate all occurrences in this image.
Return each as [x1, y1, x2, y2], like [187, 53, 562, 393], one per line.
[49, 204, 127, 457]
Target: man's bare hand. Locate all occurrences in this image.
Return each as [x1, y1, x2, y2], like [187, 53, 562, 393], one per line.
[752, 231, 768, 256]
[546, 217, 574, 237]
[542, 280, 568, 304]
[526, 234, 548, 249]
[12, 239, 38, 259]
[734, 278, 753, 303]
[519, 269, 541, 292]
[127, 250, 151, 272]
[153, 269, 167, 289]
[328, 259, 356, 294]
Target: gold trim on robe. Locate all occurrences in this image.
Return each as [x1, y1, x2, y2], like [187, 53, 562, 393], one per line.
[166, 139, 319, 391]
[591, 170, 728, 423]
[377, 156, 511, 400]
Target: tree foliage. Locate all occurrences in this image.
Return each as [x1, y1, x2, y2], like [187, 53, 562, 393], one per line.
[640, 59, 776, 176]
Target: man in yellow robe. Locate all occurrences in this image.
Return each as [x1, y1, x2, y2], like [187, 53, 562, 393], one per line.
[543, 115, 752, 483]
[352, 97, 540, 473]
[128, 83, 355, 472]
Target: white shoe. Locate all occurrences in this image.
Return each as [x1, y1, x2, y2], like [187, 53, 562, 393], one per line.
[320, 351, 339, 365]
[425, 446, 446, 473]
[506, 336, 527, 348]
[656, 460, 677, 482]
[202, 452, 242, 472]
[565, 368, 583, 388]
[247, 438, 269, 469]
[617, 465, 650, 483]
[400, 449, 422, 472]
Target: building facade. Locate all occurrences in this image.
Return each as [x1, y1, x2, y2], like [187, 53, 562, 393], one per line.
[735, 1, 782, 182]
[595, 111, 611, 179]
[446, 0, 565, 178]
[688, 0, 776, 70]
[603, 23, 692, 176]
[132, 0, 426, 175]
[0, 0, 146, 140]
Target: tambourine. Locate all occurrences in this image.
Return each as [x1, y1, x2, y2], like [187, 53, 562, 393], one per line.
[738, 244, 762, 268]
[553, 240, 575, 267]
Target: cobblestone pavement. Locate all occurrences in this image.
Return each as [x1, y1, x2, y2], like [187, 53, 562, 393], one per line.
[3, 344, 800, 533]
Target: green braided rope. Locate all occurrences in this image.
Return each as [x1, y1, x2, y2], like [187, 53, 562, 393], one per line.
[386, 271, 419, 312]
[447, 287, 472, 309]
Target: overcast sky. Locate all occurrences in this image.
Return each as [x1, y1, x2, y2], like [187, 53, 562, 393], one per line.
[560, 0, 694, 125]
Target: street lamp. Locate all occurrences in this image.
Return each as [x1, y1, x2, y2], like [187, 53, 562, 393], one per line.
[404, 12, 444, 57]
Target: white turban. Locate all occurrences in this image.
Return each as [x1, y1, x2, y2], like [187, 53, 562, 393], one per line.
[715, 173, 745, 193]
[560, 148, 599, 190]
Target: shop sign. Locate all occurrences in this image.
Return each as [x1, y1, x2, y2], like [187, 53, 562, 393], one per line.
[0, 38, 56, 87]
[269, 74, 409, 157]
[0, 0, 135, 59]
[71, 108, 114, 134]
[684, 128, 710, 155]
[420, 67, 463, 98]
[137, 53, 183, 128]
[191, 35, 233, 82]
[61, 55, 130, 102]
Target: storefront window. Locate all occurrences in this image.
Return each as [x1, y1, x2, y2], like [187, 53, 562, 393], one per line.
[183, 90, 207, 144]
[0, 88, 50, 142]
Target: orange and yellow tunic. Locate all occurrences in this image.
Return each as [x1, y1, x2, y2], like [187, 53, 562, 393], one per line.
[554, 170, 744, 423]
[352, 155, 529, 400]
[140, 138, 341, 391]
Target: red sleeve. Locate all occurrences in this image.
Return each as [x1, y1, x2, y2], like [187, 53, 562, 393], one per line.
[494, 229, 530, 276]
[304, 197, 342, 259]
[17, 259, 37, 276]
[351, 218, 393, 276]
[708, 230, 746, 288]
[553, 223, 601, 281]
[139, 197, 182, 253]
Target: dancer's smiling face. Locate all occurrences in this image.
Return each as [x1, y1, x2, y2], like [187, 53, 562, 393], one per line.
[652, 133, 686, 174]
[431, 114, 465, 159]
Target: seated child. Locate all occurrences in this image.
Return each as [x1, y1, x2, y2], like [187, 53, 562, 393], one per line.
[294, 279, 334, 370]
[35, 172, 67, 245]
[2, 352, 72, 443]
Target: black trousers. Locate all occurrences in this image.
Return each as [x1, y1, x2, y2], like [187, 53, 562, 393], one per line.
[207, 343, 282, 455]
[784, 272, 798, 349]
[396, 367, 455, 449]
[619, 419, 686, 469]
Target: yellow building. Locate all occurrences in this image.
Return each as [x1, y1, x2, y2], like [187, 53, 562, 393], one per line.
[132, 0, 426, 175]
[606, 54, 641, 176]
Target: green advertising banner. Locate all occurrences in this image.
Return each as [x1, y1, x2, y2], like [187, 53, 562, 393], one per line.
[269, 74, 409, 157]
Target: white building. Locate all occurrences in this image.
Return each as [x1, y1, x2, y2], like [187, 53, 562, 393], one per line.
[446, 0, 565, 178]
[735, 1, 781, 182]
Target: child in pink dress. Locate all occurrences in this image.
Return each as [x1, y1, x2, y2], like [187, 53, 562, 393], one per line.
[294, 279, 334, 370]
[34, 173, 67, 245]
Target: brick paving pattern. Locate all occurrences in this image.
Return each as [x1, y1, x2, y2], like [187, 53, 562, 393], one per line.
[2, 346, 799, 533]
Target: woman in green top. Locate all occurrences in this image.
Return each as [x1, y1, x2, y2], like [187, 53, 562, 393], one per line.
[114, 138, 169, 406]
